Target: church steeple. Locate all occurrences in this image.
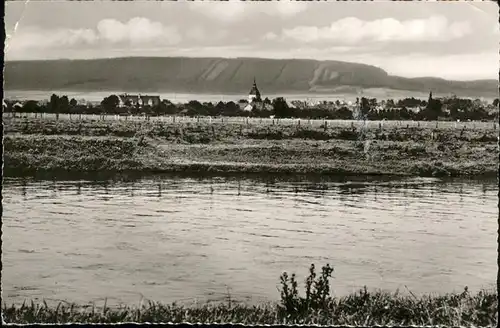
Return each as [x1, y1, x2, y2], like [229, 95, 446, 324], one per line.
[427, 90, 433, 108]
[248, 77, 262, 103]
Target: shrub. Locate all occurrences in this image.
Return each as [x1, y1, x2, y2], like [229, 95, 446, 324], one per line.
[291, 129, 331, 140]
[336, 129, 359, 141]
[278, 264, 334, 316]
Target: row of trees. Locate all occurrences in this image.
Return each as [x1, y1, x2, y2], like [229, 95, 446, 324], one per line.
[4, 93, 499, 122]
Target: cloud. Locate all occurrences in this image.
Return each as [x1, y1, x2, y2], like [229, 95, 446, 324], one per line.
[6, 17, 181, 54]
[97, 18, 181, 45]
[188, 2, 247, 22]
[188, 1, 308, 22]
[6, 27, 98, 53]
[185, 26, 229, 43]
[263, 32, 278, 41]
[272, 1, 309, 17]
[280, 16, 471, 44]
[185, 26, 206, 41]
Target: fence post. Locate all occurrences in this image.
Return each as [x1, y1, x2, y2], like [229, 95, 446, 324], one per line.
[324, 120, 327, 132]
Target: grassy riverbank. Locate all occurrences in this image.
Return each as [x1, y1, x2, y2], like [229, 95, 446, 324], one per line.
[4, 117, 498, 177]
[3, 262, 498, 325]
[3, 289, 497, 325]
[3, 263, 497, 326]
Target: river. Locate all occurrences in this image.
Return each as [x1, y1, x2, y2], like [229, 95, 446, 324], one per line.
[2, 174, 497, 307]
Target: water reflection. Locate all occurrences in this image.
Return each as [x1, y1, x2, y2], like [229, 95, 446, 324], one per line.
[7, 175, 495, 203]
[21, 179, 27, 200]
[76, 181, 82, 196]
[2, 174, 497, 307]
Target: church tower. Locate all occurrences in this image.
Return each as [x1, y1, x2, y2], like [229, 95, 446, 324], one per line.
[427, 90, 433, 109]
[248, 78, 262, 103]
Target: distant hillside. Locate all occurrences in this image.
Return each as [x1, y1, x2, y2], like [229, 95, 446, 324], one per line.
[4, 57, 498, 98]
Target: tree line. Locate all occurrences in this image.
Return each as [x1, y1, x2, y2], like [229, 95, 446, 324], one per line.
[4, 93, 499, 122]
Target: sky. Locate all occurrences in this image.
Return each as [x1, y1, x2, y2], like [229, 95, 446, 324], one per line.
[4, 0, 499, 81]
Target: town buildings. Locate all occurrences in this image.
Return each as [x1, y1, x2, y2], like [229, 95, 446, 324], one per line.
[118, 94, 161, 108]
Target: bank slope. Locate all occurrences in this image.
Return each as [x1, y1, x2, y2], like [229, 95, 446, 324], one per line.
[4, 118, 498, 178]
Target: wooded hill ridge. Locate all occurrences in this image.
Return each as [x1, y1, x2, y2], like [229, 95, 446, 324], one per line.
[4, 57, 498, 98]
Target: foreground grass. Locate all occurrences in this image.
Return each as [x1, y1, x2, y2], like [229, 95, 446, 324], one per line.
[3, 264, 498, 325]
[3, 117, 499, 177]
[3, 288, 497, 325]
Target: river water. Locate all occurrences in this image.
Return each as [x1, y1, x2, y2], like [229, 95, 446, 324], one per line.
[2, 175, 497, 307]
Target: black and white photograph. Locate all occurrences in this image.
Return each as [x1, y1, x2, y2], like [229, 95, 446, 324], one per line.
[2, 0, 498, 325]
